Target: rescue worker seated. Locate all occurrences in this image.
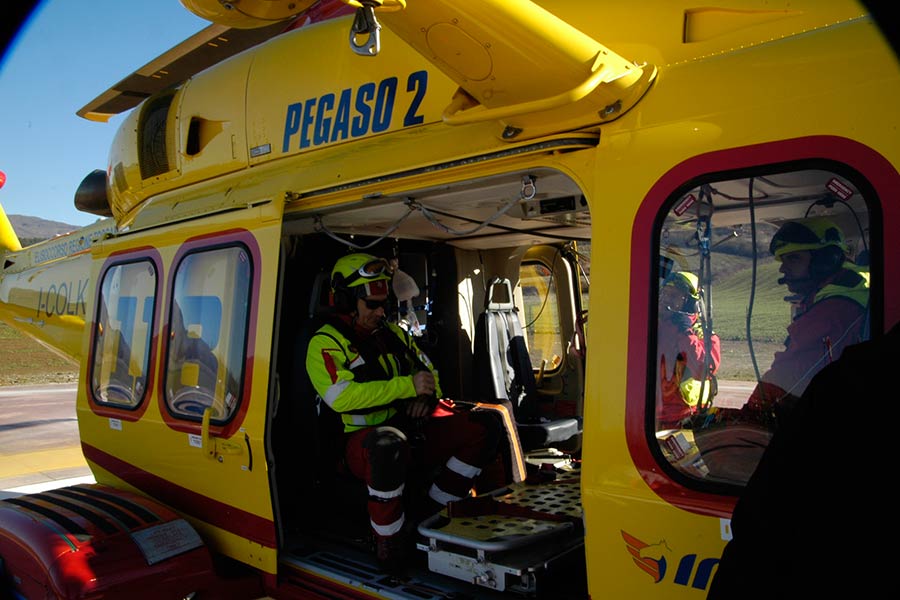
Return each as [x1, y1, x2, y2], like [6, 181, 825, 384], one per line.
[305, 253, 500, 574]
[698, 218, 869, 483]
[745, 217, 869, 420]
[656, 271, 722, 430]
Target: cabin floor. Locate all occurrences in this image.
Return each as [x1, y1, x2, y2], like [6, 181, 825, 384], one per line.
[278, 454, 587, 599]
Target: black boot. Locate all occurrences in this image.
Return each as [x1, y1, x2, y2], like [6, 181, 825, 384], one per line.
[374, 530, 409, 575]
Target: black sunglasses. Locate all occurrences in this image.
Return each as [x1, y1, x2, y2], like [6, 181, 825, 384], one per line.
[362, 297, 390, 310]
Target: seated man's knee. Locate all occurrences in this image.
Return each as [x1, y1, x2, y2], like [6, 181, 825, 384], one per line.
[364, 426, 410, 489]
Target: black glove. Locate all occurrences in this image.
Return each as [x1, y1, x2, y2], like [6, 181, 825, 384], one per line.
[670, 312, 693, 332]
[405, 393, 438, 419]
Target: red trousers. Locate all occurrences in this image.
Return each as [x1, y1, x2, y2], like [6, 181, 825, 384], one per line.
[344, 406, 497, 537]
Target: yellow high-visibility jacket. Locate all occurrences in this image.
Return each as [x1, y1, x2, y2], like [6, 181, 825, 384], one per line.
[305, 318, 442, 432]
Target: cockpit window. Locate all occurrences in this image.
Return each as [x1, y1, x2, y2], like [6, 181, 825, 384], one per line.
[521, 261, 564, 372]
[654, 166, 873, 485]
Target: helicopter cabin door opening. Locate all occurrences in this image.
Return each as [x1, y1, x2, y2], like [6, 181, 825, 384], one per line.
[269, 163, 590, 594]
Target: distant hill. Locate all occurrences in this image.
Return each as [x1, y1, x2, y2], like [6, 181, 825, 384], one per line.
[7, 214, 79, 245]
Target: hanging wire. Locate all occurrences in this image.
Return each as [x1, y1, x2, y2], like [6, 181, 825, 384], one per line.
[412, 195, 523, 236]
[804, 195, 869, 256]
[745, 177, 764, 386]
[570, 243, 591, 288]
[313, 187, 589, 250]
[414, 204, 590, 241]
[523, 246, 563, 329]
[694, 185, 716, 409]
[313, 204, 417, 249]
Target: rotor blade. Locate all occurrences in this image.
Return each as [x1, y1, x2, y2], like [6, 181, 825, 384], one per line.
[77, 20, 290, 122]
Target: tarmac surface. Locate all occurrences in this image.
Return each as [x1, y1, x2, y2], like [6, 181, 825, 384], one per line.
[0, 383, 94, 499]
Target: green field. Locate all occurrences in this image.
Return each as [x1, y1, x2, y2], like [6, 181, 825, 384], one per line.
[0, 322, 78, 386]
[696, 256, 793, 381]
[708, 258, 791, 340]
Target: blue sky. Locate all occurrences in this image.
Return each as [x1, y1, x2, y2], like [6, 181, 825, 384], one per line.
[0, 1, 209, 228]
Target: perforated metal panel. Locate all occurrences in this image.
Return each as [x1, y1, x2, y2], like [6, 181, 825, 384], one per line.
[419, 467, 582, 552]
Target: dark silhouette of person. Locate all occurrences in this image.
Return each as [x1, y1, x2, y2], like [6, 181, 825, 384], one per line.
[707, 321, 899, 599]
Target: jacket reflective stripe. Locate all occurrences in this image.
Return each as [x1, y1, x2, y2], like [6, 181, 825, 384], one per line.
[348, 414, 369, 426]
[368, 483, 405, 499]
[428, 482, 463, 505]
[323, 379, 351, 406]
[371, 515, 405, 536]
[446, 456, 482, 479]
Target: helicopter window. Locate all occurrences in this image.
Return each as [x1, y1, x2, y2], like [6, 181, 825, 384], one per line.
[521, 261, 564, 372]
[91, 259, 157, 408]
[653, 166, 874, 487]
[165, 245, 252, 423]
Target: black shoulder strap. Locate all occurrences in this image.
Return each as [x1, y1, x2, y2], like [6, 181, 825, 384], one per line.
[322, 316, 402, 379]
[379, 323, 430, 373]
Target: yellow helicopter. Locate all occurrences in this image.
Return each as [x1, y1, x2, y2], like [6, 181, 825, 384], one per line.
[1, 0, 897, 597]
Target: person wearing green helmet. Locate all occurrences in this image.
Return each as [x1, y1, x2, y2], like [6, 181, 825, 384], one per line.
[657, 270, 722, 429]
[746, 217, 869, 416]
[305, 252, 500, 574]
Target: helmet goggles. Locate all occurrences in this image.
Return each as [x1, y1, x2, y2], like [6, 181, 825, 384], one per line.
[332, 254, 393, 301]
[343, 258, 391, 288]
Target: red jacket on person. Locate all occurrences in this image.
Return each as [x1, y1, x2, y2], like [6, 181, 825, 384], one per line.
[657, 313, 721, 430]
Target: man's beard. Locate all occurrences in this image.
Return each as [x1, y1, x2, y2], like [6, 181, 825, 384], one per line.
[778, 275, 817, 297]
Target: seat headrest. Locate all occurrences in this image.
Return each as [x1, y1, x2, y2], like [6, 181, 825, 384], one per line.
[308, 271, 333, 319]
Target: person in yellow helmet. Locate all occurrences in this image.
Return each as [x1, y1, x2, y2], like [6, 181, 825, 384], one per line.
[657, 270, 722, 429]
[305, 253, 499, 574]
[747, 217, 869, 416]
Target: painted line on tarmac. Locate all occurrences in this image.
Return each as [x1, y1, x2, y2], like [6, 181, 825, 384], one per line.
[0, 474, 96, 500]
[0, 383, 78, 395]
[0, 446, 88, 479]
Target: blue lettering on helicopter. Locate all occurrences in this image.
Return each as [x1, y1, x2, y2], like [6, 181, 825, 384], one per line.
[282, 70, 428, 152]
